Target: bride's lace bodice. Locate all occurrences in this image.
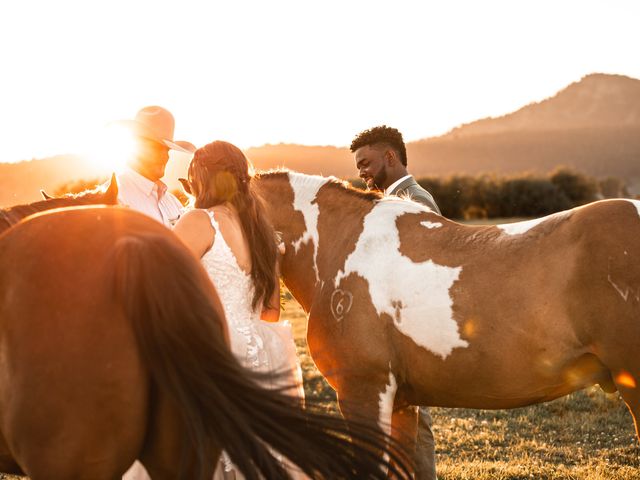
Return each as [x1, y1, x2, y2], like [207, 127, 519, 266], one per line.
[200, 210, 305, 479]
[200, 210, 268, 370]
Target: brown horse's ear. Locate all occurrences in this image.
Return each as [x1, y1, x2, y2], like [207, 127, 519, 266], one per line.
[40, 189, 54, 200]
[179, 177, 192, 195]
[104, 173, 119, 204]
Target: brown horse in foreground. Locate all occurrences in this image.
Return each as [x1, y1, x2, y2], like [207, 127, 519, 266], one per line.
[0, 185, 411, 479]
[254, 170, 640, 477]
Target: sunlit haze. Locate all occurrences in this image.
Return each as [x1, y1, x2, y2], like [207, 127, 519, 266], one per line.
[1, 0, 639, 163]
[83, 124, 138, 172]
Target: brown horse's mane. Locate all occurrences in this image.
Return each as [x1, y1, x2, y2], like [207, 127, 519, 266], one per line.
[1, 199, 70, 234]
[256, 169, 383, 202]
[0, 185, 116, 235]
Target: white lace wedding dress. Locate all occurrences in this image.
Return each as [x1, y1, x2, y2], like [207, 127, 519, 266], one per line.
[203, 211, 301, 384]
[123, 210, 304, 480]
[203, 211, 305, 479]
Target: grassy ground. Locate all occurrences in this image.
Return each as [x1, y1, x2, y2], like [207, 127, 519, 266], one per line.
[284, 297, 640, 480]
[2, 296, 637, 480]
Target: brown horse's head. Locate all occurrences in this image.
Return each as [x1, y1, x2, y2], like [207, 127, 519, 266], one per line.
[0, 174, 119, 235]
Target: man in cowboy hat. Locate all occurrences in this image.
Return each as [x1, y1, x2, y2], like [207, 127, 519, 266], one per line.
[115, 105, 195, 227]
[119, 107, 194, 479]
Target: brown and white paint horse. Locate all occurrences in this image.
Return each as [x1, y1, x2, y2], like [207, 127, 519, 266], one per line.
[255, 170, 640, 477]
[0, 181, 412, 479]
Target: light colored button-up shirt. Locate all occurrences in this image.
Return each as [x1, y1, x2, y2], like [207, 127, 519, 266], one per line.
[116, 168, 184, 227]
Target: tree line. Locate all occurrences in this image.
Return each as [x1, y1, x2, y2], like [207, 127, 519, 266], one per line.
[352, 167, 629, 219]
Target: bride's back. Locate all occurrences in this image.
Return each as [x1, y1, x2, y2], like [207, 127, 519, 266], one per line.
[208, 204, 252, 275]
[180, 140, 279, 315]
[199, 206, 258, 325]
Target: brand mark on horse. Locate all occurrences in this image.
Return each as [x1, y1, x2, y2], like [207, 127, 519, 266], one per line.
[330, 288, 353, 321]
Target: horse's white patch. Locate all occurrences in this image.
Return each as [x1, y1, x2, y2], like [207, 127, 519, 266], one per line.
[377, 368, 397, 436]
[497, 217, 548, 235]
[625, 199, 640, 218]
[335, 201, 468, 359]
[288, 172, 330, 282]
[421, 220, 442, 229]
[497, 210, 571, 236]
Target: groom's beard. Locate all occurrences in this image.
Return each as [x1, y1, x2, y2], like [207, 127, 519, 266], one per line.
[371, 169, 388, 191]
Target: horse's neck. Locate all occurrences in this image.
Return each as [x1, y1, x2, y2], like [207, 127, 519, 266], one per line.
[0, 199, 83, 235]
[0, 211, 12, 235]
[265, 172, 377, 311]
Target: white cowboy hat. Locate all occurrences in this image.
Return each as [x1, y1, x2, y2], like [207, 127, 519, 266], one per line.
[117, 106, 195, 153]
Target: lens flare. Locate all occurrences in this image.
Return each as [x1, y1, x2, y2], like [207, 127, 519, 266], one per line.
[615, 371, 637, 389]
[463, 319, 476, 338]
[85, 125, 138, 173]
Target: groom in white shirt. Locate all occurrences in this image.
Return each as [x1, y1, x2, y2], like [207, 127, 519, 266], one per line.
[115, 105, 195, 227]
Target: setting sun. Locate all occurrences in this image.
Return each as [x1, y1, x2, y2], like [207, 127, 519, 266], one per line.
[84, 125, 137, 173]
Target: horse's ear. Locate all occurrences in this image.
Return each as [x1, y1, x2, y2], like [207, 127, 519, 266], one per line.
[40, 189, 54, 200]
[104, 173, 119, 204]
[179, 177, 192, 195]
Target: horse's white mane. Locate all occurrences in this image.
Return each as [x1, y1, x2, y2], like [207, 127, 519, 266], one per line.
[286, 171, 346, 190]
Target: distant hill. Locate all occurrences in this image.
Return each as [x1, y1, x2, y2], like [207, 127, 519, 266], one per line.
[2, 73, 640, 207]
[411, 73, 640, 180]
[445, 73, 640, 136]
[408, 126, 640, 178]
[0, 155, 102, 207]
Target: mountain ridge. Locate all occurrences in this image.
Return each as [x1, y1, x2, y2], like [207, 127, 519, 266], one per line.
[444, 73, 640, 137]
[2, 73, 640, 207]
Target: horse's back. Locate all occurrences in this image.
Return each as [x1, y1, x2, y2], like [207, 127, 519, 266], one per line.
[321, 197, 640, 408]
[567, 199, 640, 353]
[0, 207, 170, 477]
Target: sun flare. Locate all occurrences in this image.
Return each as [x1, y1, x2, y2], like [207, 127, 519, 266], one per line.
[85, 125, 138, 173]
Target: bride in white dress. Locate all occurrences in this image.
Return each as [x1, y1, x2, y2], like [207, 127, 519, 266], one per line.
[173, 140, 304, 478]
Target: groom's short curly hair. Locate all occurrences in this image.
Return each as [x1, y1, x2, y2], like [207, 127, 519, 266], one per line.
[350, 125, 407, 166]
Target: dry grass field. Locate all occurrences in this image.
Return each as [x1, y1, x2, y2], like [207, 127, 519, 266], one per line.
[284, 296, 640, 480]
[1, 295, 637, 480]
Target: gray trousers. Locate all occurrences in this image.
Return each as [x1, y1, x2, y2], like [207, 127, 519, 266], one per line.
[416, 407, 437, 480]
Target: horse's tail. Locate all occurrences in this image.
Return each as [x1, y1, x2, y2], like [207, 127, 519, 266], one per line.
[111, 234, 411, 480]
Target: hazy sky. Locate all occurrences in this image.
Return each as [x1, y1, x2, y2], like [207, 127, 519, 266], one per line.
[1, 0, 638, 163]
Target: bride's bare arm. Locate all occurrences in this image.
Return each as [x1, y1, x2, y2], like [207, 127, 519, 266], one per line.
[172, 209, 214, 258]
[260, 273, 281, 322]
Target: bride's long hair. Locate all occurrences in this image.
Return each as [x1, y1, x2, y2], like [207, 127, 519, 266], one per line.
[187, 141, 277, 310]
